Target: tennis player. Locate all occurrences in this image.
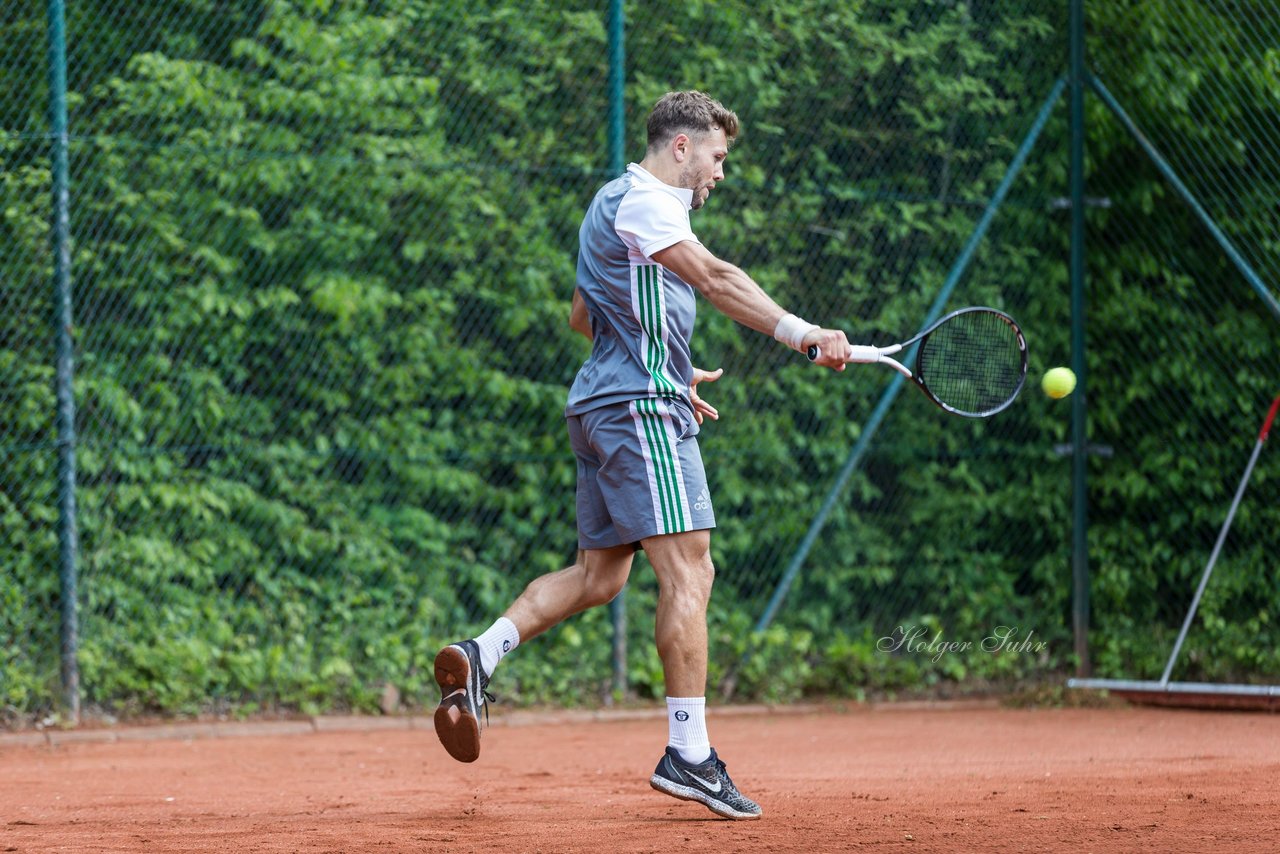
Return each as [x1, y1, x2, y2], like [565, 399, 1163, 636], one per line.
[433, 90, 850, 820]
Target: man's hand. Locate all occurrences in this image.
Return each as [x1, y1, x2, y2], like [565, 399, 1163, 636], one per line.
[802, 328, 852, 371]
[690, 367, 723, 424]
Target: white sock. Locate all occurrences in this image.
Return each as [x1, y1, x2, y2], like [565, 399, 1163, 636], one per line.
[474, 617, 520, 678]
[666, 697, 710, 765]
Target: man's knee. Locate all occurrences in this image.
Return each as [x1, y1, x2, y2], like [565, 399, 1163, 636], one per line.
[583, 567, 627, 606]
[665, 555, 715, 603]
[645, 531, 716, 604]
[582, 546, 634, 607]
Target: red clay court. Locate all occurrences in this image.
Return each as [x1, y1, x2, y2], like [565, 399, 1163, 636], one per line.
[3, 702, 1278, 853]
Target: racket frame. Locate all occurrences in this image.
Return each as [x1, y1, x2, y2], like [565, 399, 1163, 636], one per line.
[809, 306, 1028, 418]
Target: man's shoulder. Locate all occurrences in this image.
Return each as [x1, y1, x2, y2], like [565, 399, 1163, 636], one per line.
[620, 178, 685, 206]
[615, 180, 690, 228]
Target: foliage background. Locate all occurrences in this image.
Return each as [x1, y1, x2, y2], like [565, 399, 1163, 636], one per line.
[2, 0, 1277, 721]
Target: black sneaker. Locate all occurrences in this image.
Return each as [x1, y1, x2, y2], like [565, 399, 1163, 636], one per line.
[649, 746, 762, 820]
[433, 639, 493, 763]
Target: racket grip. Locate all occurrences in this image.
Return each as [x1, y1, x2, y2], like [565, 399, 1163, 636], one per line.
[807, 344, 881, 363]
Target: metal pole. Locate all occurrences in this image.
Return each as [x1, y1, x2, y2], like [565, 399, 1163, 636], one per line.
[1068, 0, 1090, 679]
[48, 0, 80, 722]
[751, 77, 1067, 638]
[1068, 677, 1280, 701]
[606, 0, 627, 703]
[1159, 394, 1280, 685]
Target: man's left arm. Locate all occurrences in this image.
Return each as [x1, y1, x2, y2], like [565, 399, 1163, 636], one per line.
[569, 287, 592, 340]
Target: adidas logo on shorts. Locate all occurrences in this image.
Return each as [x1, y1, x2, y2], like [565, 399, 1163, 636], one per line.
[693, 488, 712, 513]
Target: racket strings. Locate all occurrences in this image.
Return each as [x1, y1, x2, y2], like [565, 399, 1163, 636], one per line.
[916, 311, 1025, 416]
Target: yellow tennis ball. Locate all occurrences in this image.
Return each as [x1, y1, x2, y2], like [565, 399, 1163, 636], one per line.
[1042, 367, 1076, 399]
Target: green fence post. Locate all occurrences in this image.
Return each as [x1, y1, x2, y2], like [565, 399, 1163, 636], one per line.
[47, 0, 80, 722]
[606, 0, 627, 703]
[1069, 0, 1090, 679]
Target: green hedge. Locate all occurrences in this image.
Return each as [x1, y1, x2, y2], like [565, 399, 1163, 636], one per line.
[2, 0, 1277, 719]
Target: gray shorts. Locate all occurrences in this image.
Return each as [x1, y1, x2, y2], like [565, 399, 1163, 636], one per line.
[567, 398, 716, 550]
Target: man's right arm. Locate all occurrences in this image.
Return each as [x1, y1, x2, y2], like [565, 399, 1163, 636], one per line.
[651, 240, 850, 370]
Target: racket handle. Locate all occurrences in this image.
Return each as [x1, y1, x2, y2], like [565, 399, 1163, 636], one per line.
[807, 343, 882, 363]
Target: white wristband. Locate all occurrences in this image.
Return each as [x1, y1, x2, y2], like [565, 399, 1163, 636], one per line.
[773, 313, 819, 353]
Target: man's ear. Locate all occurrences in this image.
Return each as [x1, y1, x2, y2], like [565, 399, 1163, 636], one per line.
[671, 133, 690, 163]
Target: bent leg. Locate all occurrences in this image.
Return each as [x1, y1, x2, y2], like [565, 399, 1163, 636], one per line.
[503, 545, 635, 642]
[434, 545, 632, 763]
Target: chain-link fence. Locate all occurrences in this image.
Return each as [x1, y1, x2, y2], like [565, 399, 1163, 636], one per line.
[1079, 1, 1280, 687]
[3, 0, 1278, 723]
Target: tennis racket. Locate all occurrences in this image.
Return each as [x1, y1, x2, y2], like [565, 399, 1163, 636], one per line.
[808, 306, 1028, 418]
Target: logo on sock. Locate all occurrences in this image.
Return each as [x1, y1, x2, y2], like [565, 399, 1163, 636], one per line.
[502, 640, 511, 653]
[675, 710, 689, 721]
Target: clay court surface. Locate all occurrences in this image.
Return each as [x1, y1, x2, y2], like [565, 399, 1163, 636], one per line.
[3, 702, 1278, 853]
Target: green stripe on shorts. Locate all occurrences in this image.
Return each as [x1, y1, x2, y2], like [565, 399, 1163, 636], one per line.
[635, 398, 687, 534]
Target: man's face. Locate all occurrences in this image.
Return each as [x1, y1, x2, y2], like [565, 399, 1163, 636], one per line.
[679, 127, 728, 210]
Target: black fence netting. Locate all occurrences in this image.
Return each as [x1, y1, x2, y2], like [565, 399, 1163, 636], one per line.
[2, 0, 1277, 722]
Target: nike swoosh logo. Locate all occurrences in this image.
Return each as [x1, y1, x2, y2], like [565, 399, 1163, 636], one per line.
[690, 774, 722, 794]
[670, 758, 721, 793]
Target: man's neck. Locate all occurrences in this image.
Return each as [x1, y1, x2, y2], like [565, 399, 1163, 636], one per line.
[636, 155, 680, 187]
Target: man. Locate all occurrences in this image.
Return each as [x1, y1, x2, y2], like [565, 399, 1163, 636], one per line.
[433, 91, 850, 821]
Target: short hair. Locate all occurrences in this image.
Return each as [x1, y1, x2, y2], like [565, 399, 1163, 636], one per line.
[646, 91, 739, 150]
